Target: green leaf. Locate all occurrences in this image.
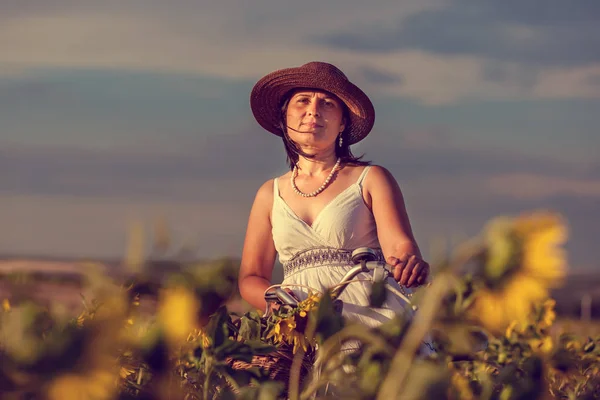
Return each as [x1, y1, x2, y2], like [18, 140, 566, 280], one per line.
[222, 365, 265, 388]
[369, 280, 388, 308]
[237, 381, 285, 400]
[217, 388, 238, 400]
[550, 349, 577, 373]
[238, 313, 263, 342]
[359, 361, 383, 395]
[521, 356, 543, 381]
[482, 218, 521, 284]
[312, 290, 345, 342]
[432, 324, 488, 357]
[244, 340, 277, 355]
[374, 314, 408, 348]
[495, 362, 519, 385]
[217, 340, 275, 363]
[204, 306, 230, 348]
[214, 339, 245, 360]
[583, 339, 595, 353]
[396, 361, 451, 400]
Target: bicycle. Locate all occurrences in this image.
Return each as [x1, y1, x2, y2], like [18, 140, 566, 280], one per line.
[263, 246, 416, 313]
[228, 247, 419, 397]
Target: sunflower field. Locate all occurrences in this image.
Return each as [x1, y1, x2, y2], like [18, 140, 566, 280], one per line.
[1, 210, 599, 400]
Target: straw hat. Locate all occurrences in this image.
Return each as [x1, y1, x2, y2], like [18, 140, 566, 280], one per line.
[250, 62, 375, 145]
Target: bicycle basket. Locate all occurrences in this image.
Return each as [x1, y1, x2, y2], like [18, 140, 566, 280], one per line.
[223, 316, 316, 395]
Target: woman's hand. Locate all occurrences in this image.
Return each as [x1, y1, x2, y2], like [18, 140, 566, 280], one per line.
[387, 254, 430, 288]
[269, 288, 300, 312]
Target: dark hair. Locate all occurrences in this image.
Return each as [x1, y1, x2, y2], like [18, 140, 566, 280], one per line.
[278, 91, 371, 170]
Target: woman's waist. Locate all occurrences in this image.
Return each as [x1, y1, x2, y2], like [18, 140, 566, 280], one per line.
[281, 247, 385, 278]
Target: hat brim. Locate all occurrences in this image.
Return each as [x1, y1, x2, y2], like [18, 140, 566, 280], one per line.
[250, 67, 375, 145]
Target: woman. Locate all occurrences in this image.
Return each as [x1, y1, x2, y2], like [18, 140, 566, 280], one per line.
[238, 61, 431, 336]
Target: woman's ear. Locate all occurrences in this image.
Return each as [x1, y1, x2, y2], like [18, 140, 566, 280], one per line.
[339, 117, 346, 133]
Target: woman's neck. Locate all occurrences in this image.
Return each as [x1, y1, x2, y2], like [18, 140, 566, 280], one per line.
[296, 153, 339, 176]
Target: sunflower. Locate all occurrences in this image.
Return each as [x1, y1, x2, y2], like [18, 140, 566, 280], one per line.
[119, 365, 136, 379]
[267, 315, 311, 353]
[528, 336, 553, 355]
[448, 371, 474, 400]
[187, 328, 211, 348]
[265, 291, 320, 353]
[469, 211, 567, 334]
[536, 298, 556, 331]
[47, 369, 118, 400]
[505, 320, 554, 355]
[2, 299, 10, 312]
[157, 286, 200, 345]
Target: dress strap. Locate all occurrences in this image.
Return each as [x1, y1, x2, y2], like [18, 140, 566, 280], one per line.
[273, 178, 279, 202]
[356, 166, 372, 186]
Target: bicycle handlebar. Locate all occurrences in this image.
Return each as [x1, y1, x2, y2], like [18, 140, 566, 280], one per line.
[264, 260, 397, 308]
[263, 247, 424, 317]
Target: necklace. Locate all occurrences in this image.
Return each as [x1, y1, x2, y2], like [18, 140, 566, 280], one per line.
[291, 158, 341, 197]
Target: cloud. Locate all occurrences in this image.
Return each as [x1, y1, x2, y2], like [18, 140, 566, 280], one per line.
[487, 173, 600, 200]
[1, 140, 598, 267]
[344, 53, 600, 105]
[362, 127, 591, 178]
[316, 0, 600, 67]
[0, 1, 434, 78]
[0, 135, 286, 201]
[356, 66, 403, 86]
[480, 62, 539, 89]
[534, 65, 600, 99]
[2, 1, 599, 105]
[4, 128, 594, 202]
[0, 193, 250, 259]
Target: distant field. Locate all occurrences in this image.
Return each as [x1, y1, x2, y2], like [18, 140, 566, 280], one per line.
[1, 258, 600, 322]
[553, 318, 600, 338]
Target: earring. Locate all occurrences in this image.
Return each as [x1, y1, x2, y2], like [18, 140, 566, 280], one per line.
[338, 135, 343, 147]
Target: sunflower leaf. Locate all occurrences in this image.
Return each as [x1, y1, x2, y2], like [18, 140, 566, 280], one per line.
[204, 306, 230, 349]
[312, 290, 345, 342]
[237, 313, 262, 342]
[369, 280, 388, 308]
[222, 365, 265, 388]
[237, 381, 285, 400]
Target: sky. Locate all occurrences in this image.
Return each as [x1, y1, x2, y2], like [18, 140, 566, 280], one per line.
[1, 0, 599, 271]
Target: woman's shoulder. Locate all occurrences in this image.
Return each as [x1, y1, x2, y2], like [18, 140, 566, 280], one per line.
[254, 172, 289, 200]
[250, 179, 276, 218]
[350, 163, 391, 179]
[360, 164, 401, 190]
[255, 178, 275, 199]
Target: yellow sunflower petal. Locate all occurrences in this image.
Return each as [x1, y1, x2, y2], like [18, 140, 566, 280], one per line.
[157, 287, 200, 345]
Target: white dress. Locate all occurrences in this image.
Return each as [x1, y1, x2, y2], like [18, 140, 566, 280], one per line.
[271, 166, 435, 353]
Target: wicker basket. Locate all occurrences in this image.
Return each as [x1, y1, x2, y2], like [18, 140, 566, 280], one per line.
[223, 317, 316, 396]
[229, 342, 314, 378]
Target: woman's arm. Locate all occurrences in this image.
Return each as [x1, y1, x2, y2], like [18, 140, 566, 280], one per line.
[365, 166, 430, 288]
[238, 180, 278, 311]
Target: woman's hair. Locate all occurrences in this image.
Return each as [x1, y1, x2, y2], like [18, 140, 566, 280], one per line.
[278, 91, 371, 170]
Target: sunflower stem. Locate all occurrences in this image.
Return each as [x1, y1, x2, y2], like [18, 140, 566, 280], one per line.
[376, 242, 478, 399]
[289, 311, 317, 400]
[299, 351, 350, 400]
[376, 273, 453, 399]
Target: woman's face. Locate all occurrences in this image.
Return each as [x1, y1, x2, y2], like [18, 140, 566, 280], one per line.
[284, 89, 346, 153]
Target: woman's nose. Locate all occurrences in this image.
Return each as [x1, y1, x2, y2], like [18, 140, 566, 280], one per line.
[307, 102, 320, 117]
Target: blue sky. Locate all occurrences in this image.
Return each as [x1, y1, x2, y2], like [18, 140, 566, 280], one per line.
[1, 0, 599, 270]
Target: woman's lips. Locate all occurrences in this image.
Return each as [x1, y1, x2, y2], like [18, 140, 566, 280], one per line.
[302, 122, 323, 128]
